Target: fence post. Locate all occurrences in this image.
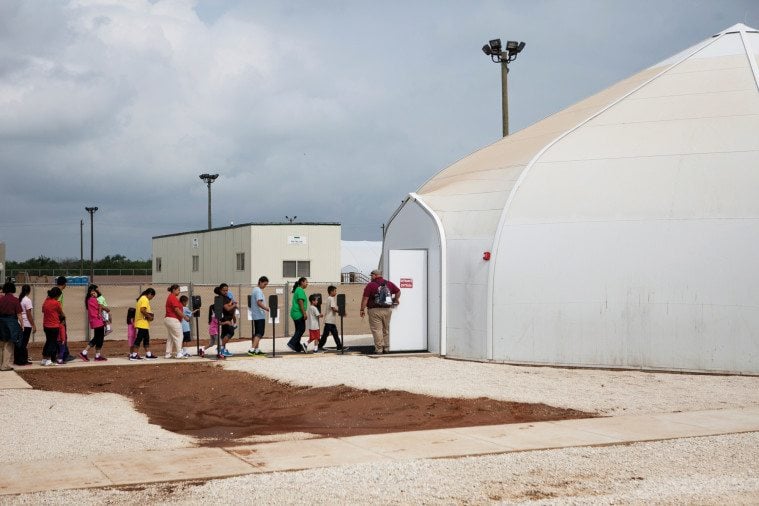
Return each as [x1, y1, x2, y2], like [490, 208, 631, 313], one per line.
[284, 282, 290, 337]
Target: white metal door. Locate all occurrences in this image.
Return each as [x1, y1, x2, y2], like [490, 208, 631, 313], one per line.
[389, 249, 427, 351]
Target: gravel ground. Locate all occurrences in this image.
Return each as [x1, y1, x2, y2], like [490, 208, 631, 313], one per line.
[0, 390, 193, 464]
[224, 354, 759, 416]
[3, 349, 759, 504]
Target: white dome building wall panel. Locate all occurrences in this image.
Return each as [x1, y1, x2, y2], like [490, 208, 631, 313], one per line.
[423, 179, 519, 201]
[491, 220, 759, 372]
[437, 210, 502, 239]
[384, 199, 443, 354]
[589, 89, 759, 126]
[422, 166, 524, 197]
[540, 115, 759, 163]
[504, 152, 759, 224]
[669, 54, 750, 73]
[631, 67, 755, 99]
[445, 237, 491, 359]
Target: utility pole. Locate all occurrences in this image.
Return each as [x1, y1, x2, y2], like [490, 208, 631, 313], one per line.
[80, 219, 84, 276]
[85, 207, 98, 281]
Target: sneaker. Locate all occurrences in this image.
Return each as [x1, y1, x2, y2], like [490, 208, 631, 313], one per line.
[79, 351, 90, 362]
[94, 356, 107, 362]
[198, 348, 205, 358]
[337, 346, 350, 352]
[301, 343, 308, 353]
[252, 349, 265, 356]
[129, 354, 143, 361]
[64, 355, 76, 363]
[56, 359, 64, 365]
[216, 353, 226, 360]
[313, 348, 321, 354]
[145, 353, 158, 360]
[221, 348, 233, 357]
[165, 354, 173, 359]
[41, 359, 53, 366]
[286, 343, 301, 353]
[177, 352, 189, 359]
[247, 349, 256, 356]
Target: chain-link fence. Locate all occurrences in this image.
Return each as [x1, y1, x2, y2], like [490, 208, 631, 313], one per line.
[21, 282, 370, 344]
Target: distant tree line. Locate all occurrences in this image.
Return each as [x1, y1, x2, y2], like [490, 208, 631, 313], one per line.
[7, 254, 151, 272]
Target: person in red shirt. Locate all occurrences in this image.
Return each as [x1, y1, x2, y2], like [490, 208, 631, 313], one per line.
[359, 269, 400, 354]
[164, 284, 188, 359]
[41, 287, 65, 366]
[0, 282, 23, 371]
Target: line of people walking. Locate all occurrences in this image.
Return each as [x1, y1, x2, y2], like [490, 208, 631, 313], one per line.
[0, 274, 395, 369]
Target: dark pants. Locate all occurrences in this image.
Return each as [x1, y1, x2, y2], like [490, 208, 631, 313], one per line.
[14, 327, 32, 365]
[287, 318, 306, 350]
[319, 323, 343, 349]
[88, 326, 105, 349]
[134, 328, 150, 348]
[43, 327, 59, 360]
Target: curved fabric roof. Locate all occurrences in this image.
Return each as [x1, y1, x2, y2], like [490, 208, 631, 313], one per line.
[416, 23, 759, 241]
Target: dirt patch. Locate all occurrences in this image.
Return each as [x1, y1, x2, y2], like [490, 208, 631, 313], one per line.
[19, 363, 594, 444]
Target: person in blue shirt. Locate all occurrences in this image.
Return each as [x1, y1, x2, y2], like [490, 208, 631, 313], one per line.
[248, 276, 270, 356]
[179, 295, 197, 357]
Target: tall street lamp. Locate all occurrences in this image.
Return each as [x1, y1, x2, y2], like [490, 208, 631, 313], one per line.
[85, 206, 98, 281]
[199, 173, 219, 230]
[482, 39, 526, 137]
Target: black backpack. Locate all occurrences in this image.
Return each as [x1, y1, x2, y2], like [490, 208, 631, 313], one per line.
[373, 281, 393, 308]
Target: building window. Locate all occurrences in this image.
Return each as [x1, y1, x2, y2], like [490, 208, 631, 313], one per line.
[156, 257, 162, 273]
[283, 260, 310, 278]
[236, 252, 245, 271]
[192, 255, 199, 272]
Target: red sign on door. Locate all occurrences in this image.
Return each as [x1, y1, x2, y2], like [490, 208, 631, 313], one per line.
[399, 277, 413, 288]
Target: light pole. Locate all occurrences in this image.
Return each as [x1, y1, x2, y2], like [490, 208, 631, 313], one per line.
[199, 173, 219, 230]
[85, 207, 98, 281]
[80, 219, 84, 276]
[482, 39, 525, 137]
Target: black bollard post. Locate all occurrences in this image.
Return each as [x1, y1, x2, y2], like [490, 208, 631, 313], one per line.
[337, 294, 346, 355]
[269, 294, 279, 358]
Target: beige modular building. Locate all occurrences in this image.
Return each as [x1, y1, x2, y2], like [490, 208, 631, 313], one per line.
[152, 223, 341, 285]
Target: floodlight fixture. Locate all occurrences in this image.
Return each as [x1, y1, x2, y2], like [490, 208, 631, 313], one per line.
[481, 37, 526, 137]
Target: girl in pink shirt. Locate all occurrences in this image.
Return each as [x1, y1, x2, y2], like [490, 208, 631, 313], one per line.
[79, 285, 107, 361]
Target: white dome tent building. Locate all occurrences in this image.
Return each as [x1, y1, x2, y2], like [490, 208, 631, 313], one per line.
[383, 24, 759, 374]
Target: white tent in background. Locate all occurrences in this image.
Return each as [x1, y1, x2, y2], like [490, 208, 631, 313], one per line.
[384, 23, 759, 373]
[341, 240, 382, 278]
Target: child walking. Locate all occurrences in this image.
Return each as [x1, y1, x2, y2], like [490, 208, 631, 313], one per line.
[179, 295, 195, 357]
[79, 284, 108, 361]
[306, 294, 322, 353]
[126, 307, 136, 353]
[199, 304, 220, 359]
[319, 285, 346, 351]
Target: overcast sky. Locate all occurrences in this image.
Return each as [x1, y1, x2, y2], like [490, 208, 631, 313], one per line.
[1, 0, 757, 261]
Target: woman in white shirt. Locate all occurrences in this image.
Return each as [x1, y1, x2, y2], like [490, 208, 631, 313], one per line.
[15, 284, 35, 366]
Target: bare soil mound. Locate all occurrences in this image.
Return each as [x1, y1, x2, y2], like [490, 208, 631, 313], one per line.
[19, 364, 594, 445]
